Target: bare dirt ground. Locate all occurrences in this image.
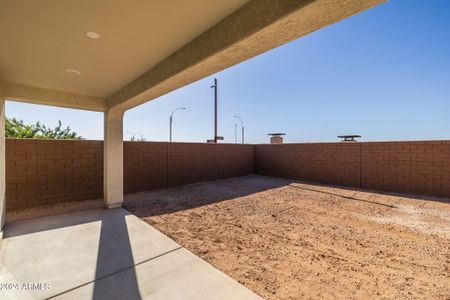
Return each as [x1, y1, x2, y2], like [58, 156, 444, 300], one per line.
[124, 175, 450, 300]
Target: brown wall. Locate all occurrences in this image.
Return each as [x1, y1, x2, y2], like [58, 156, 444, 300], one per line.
[124, 142, 167, 193]
[255, 143, 361, 187]
[255, 141, 450, 198]
[360, 141, 450, 197]
[167, 143, 254, 187]
[124, 142, 254, 192]
[6, 139, 254, 210]
[6, 139, 103, 211]
[6, 139, 450, 211]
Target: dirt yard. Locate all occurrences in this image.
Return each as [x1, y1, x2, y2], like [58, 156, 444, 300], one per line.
[125, 175, 450, 300]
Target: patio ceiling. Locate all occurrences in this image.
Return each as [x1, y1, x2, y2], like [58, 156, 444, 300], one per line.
[0, 0, 249, 110]
[0, 0, 386, 112]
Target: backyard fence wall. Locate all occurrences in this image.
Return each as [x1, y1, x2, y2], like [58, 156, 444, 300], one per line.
[124, 142, 254, 192]
[5, 139, 449, 211]
[6, 139, 253, 211]
[6, 139, 103, 211]
[255, 141, 450, 198]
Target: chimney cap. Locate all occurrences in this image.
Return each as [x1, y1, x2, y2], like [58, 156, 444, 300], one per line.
[267, 133, 286, 137]
[338, 134, 361, 142]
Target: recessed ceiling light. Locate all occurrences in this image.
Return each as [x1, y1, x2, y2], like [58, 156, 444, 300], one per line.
[85, 31, 100, 39]
[67, 69, 81, 75]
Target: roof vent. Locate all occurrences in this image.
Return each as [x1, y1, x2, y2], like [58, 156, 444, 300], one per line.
[338, 135, 361, 142]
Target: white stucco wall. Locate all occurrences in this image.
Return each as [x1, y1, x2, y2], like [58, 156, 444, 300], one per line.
[0, 80, 6, 233]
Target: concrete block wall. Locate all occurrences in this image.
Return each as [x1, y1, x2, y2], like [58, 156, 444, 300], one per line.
[167, 143, 254, 187]
[6, 139, 254, 210]
[255, 141, 450, 198]
[124, 142, 254, 191]
[255, 143, 361, 187]
[6, 139, 103, 211]
[5, 139, 450, 211]
[124, 142, 167, 193]
[360, 141, 450, 197]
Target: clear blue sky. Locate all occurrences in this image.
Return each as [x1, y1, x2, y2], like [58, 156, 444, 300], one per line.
[6, 0, 450, 143]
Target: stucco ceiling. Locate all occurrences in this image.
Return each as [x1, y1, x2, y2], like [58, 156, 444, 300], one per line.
[0, 0, 249, 98]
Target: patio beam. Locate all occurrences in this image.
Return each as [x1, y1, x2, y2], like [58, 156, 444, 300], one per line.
[5, 82, 107, 112]
[103, 108, 124, 208]
[107, 0, 386, 111]
[0, 79, 6, 235]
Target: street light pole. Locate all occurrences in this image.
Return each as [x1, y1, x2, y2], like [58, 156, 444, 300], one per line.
[234, 115, 244, 144]
[210, 78, 218, 143]
[169, 107, 186, 142]
[234, 123, 237, 144]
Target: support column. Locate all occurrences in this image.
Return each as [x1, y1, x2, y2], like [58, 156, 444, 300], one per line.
[0, 83, 6, 234]
[104, 108, 124, 208]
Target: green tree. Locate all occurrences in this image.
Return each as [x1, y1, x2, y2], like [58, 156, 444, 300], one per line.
[5, 118, 81, 139]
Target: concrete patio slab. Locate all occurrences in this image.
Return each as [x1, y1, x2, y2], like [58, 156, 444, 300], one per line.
[54, 247, 260, 300]
[0, 208, 260, 299]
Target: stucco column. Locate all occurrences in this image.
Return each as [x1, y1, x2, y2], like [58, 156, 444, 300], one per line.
[0, 85, 6, 234]
[103, 108, 124, 208]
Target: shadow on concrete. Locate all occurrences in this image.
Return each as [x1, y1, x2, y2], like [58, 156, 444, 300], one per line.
[5, 208, 108, 238]
[92, 212, 141, 300]
[4, 209, 142, 299]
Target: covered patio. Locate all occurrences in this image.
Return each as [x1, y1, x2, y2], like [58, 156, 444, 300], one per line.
[1, 208, 260, 299]
[0, 0, 385, 299]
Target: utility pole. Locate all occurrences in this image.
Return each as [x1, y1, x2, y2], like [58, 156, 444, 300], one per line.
[212, 78, 218, 143]
[208, 78, 223, 143]
[234, 115, 244, 144]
